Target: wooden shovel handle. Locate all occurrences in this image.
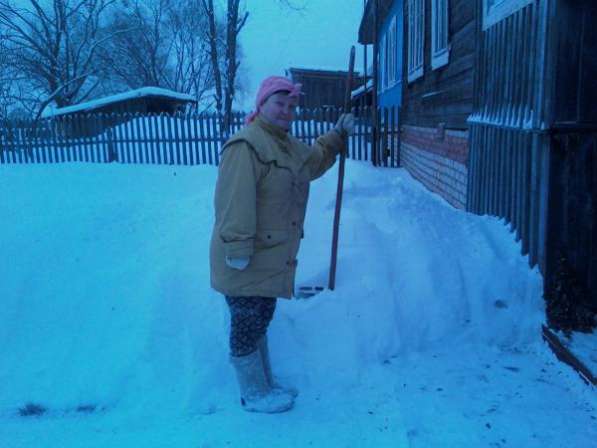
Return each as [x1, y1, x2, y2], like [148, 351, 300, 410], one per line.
[328, 46, 356, 291]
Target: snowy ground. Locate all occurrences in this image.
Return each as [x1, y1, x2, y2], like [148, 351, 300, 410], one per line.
[561, 331, 597, 378]
[1, 161, 595, 448]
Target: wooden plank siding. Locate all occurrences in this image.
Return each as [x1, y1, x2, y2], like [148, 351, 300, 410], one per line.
[550, 0, 597, 125]
[470, 2, 545, 129]
[467, 1, 549, 270]
[541, 0, 597, 328]
[544, 131, 597, 330]
[401, 0, 478, 130]
[467, 0, 597, 329]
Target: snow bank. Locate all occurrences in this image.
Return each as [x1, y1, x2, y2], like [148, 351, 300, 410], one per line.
[0, 161, 545, 418]
[275, 162, 545, 388]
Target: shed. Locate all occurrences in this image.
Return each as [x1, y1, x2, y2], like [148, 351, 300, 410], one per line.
[351, 78, 374, 108]
[42, 87, 197, 119]
[286, 67, 362, 109]
[41, 87, 197, 139]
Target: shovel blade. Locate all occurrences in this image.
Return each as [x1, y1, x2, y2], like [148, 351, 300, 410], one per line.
[295, 285, 325, 299]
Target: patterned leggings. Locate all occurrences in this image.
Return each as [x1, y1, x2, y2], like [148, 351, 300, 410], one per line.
[225, 295, 277, 357]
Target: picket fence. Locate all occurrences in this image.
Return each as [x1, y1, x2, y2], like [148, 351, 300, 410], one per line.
[0, 107, 396, 166]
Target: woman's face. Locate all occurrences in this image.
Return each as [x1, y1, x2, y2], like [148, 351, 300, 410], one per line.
[259, 92, 299, 130]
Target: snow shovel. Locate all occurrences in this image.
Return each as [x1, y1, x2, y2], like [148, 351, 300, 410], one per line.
[297, 46, 356, 299]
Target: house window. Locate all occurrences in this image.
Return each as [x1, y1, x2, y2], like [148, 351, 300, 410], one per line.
[379, 35, 387, 90]
[407, 0, 424, 83]
[384, 33, 389, 88]
[431, 0, 449, 69]
[483, 0, 533, 30]
[380, 16, 398, 91]
[388, 16, 397, 85]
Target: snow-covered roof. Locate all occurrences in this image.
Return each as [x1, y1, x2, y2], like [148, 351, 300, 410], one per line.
[42, 87, 196, 118]
[287, 66, 356, 74]
[351, 79, 373, 98]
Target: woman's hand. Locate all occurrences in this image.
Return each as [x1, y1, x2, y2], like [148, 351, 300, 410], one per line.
[333, 113, 355, 137]
[226, 256, 250, 270]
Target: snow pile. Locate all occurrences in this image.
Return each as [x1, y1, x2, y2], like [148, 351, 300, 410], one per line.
[0, 160, 543, 411]
[290, 162, 544, 363]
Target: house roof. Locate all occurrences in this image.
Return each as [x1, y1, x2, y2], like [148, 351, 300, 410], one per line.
[287, 67, 360, 78]
[351, 79, 374, 99]
[42, 87, 197, 118]
[358, 0, 394, 44]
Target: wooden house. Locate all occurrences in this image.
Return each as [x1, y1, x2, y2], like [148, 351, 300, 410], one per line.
[359, 0, 596, 331]
[399, 0, 475, 210]
[358, 0, 404, 109]
[360, 0, 471, 183]
[358, 0, 404, 165]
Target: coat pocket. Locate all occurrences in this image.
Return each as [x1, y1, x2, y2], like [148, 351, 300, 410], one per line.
[255, 229, 289, 248]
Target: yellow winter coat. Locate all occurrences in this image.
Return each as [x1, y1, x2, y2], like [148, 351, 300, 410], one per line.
[209, 116, 344, 299]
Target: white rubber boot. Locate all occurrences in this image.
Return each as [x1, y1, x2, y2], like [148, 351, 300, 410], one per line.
[230, 350, 295, 413]
[257, 336, 299, 398]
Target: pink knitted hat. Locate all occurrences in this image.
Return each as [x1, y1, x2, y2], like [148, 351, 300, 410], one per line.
[245, 76, 302, 124]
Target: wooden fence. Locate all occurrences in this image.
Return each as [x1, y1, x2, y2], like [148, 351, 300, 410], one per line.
[375, 106, 401, 168]
[0, 106, 401, 166]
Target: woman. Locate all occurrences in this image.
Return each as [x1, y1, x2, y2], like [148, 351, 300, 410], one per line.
[210, 76, 354, 413]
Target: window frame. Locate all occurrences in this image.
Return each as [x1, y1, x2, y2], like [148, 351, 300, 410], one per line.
[483, 0, 533, 30]
[407, 0, 424, 83]
[380, 15, 399, 91]
[379, 33, 387, 90]
[388, 16, 397, 86]
[431, 0, 450, 70]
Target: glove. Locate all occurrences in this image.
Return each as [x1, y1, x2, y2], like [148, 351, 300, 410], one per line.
[333, 113, 355, 137]
[226, 256, 250, 270]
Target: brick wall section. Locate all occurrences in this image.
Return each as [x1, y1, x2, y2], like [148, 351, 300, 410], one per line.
[400, 125, 469, 209]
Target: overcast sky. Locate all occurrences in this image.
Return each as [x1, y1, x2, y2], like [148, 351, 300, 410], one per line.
[238, 0, 367, 110]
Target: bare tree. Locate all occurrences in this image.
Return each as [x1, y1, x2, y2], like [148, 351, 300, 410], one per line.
[0, 28, 14, 118]
[276, 0, 307, 11]
[100, 0, 170, 89]
[202, 0, 306, 134]
[99, 0, 215, 108]
[223, 0, 247, 131]
[166, 1, 214, 104]
[201, 0, 248, 134]
[202, 0, 225, 120]
[0, 0, 127, 117]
